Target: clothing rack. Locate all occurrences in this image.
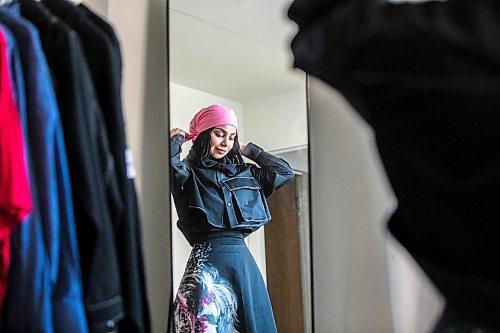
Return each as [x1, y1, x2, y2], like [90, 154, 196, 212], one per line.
[0, 2, 150, 331]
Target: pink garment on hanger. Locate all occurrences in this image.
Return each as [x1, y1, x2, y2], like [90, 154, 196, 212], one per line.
[0, 27, 32, 308]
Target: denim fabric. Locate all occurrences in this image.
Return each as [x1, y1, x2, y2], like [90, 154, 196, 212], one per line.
[174, 232, 278, 333]
[170, 134, 294, 245]
[0, 7, 88, 333]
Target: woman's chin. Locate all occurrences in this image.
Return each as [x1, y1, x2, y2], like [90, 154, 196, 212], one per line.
[210, 153, 226, 160]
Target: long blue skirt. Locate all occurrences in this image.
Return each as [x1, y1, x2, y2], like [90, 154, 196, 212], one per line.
[173, 232, 277, 333]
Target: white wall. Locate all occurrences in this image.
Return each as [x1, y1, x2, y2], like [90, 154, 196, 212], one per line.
[309, 77, 443, 332]
[387, 236, 444, 333]
[85, 0, 108, 16]
[243, 88, 307, 153]
[309, 78, 394, 332]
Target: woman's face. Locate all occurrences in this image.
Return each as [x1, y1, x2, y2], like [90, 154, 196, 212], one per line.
[209, 125, 237, 159]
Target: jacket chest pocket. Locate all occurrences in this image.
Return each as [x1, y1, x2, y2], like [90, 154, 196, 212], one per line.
[221, 177, 269, 223]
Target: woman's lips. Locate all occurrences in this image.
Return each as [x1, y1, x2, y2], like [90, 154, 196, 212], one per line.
[216, 148, 226, 154]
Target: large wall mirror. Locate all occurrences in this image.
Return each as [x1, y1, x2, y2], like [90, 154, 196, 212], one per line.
[169, 1, 312, 332]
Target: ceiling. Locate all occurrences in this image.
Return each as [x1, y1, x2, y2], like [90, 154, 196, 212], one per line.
[169, 0, 305, 102]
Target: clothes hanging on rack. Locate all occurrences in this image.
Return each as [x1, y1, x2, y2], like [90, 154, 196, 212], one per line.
[0, 5, 88, 332]
[0, 1, 150, 333]
[42, 1, 151, 332]
[17, 1, 126, 332]
[79, 5, 151, 333]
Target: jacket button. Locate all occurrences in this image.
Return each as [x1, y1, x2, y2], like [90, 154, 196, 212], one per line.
[227, 202, 231, 206]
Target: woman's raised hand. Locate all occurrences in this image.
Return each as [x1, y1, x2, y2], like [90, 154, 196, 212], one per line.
[239, 143, 246, 152]
[170, 128, 187, 138]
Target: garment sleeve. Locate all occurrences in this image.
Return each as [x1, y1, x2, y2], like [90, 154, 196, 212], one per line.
[0, 31, 32, 233]
[0, 91, 32, 233]
[242, 142, 295, 197]
[170, 133, 191, 190]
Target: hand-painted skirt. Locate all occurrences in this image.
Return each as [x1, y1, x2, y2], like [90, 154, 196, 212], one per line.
[173, 231, 277, 333]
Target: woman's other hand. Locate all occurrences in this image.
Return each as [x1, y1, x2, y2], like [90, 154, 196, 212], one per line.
[239, 143, 246, 152]
[170, 128, 187, 138]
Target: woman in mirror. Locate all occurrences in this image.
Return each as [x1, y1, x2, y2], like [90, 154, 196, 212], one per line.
[169, 104, 294, 333]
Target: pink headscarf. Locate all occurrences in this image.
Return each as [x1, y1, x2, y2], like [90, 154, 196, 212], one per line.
[185, 104, 238, 142]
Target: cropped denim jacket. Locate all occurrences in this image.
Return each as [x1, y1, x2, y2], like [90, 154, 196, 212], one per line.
[170, 134, 294, 244]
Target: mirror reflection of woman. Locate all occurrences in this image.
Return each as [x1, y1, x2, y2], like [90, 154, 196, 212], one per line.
[169, 104, 294, 333]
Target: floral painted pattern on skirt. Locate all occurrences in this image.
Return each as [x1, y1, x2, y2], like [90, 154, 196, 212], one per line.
[173, 232, 277, 333]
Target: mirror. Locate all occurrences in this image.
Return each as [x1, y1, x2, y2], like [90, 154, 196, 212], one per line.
[168, 1, 311, 332]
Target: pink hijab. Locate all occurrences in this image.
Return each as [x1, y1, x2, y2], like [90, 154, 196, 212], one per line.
[185, 104, 238, 142]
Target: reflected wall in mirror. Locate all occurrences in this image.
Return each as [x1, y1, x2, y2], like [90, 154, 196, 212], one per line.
[169, 1, 311, 332]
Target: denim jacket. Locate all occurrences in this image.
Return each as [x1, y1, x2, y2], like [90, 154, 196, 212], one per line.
[170, 134, 294, 244]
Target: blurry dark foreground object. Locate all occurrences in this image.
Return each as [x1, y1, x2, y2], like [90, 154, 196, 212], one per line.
[433, 305, 500, 333]
[288, 0, 500, 330]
